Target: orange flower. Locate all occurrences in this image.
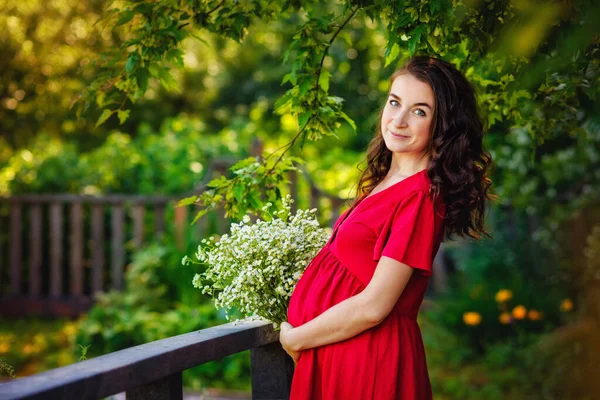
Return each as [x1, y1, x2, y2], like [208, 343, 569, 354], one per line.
[0, 342, 9, 353]
[528, 309, 542, 320]
[560, 298, 573, 312]
[512, 305, 527, 320]
[22, 344, 34, 355]
[499, 312, 512, 324]
[463, 312, 482, 326]
[495, 289, 513, 303]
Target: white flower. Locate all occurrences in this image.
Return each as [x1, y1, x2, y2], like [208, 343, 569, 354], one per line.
[183, 198, 329, 325]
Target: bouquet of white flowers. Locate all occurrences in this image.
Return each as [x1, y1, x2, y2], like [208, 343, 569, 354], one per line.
[182, 194, 330, 327]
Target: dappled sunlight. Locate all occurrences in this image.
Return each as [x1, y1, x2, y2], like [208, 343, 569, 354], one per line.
[0, 0, 598, 398]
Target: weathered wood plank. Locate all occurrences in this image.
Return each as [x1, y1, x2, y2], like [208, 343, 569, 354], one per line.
[9, 201, 22, 295]
[91, 204, 104, 294]
[0, 295, 93, 318]
[126, 372, 183, 400]
[0, 194, 184, 204]
[250, 341, 294, 400]
[0, 202, 6, 293]
[132, 203, 145, 249]
[111, 204, 125, 291]
[174, 205, 188, 250]
[70, 202, 84, 296]
[29, 204, 42, 296]
[0, 320, 278, 400]
[49, 203, 63, 296]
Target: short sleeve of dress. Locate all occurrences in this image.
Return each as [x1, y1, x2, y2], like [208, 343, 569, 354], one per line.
[372, 189, 442, 276]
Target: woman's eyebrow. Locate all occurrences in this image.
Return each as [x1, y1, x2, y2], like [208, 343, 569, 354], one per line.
[389, 93, 432, 110]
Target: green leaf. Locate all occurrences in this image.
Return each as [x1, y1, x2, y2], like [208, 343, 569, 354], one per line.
[148, 64, 161, 77]
[207, 176, 229, 188]
[232, 184, 244, 203]
[132, 3, 153, 15]
[487, 111, 502, 127]
[177, 195, 198, 207]
[340, 111, 356, 132]
[318, 70, 331, 92]
[274, 91, 293, 115]
[247, 192, 262, 210]
[430, 0, 442, 13]
[298, 112, 311, 127]
[95, 109, 113, 127]
[407, 25, 427, 55]
[125, 54, 139, 76]
[298, 79, 311, 96]
[281, 71, 297, 86]
[385, 43, 400, 67]
[230, 157, 258, 171]
[158, 69, 180, 92]
[115, 10, 134, 27]
[166, 48, 185, 68]
[136, 68, 149, 92]
[408, 33, 421, 55]
[191, 209, 209, 225]
[117, 109, 131, 124]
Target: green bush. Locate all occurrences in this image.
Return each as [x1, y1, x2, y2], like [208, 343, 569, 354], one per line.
[75, 228, 251, 390]
[427, 206, 571, 360]
[0, 116, 244, 196]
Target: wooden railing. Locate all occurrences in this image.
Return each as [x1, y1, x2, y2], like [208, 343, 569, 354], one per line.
[0, 320, 293, 400]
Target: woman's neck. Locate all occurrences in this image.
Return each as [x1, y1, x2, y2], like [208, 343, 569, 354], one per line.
[388, 152, 430, 178]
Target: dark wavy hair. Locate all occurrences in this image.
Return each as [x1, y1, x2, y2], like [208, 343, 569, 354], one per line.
[354, 55, 494, 240]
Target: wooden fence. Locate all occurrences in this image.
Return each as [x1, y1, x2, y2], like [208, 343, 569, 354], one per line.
[0, 159, 350, 318]
[0, 320, 293, 400]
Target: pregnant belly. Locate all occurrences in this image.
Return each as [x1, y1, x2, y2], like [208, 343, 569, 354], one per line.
[287, 247, 365, 327]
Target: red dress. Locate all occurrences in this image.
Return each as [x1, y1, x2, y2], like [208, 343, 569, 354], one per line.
[287, 169, 446, 400]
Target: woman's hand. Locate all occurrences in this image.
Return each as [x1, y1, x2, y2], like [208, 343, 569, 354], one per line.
[279, 321, 301, 363]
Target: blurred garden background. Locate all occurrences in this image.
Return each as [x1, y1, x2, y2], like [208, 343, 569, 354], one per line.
[0, 0, 599, 398]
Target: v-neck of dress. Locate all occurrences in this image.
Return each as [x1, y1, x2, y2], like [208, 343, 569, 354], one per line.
[328, 169, 427, 245]
[359, 168, 427, 205]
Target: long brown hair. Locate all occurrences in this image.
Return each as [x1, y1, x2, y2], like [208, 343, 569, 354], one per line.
[355, 55, 494, 240]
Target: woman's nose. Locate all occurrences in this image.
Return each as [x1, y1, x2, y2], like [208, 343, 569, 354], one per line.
[391, 111, 408, 127]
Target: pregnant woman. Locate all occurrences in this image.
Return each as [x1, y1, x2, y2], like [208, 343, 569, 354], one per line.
[279, 55, 494, 399]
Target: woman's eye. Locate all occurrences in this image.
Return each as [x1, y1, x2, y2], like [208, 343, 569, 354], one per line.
[389, 99, 399, 107]
[414, 109, 426, 117]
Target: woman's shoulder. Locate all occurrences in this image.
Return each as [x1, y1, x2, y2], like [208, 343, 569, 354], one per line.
[395, 173, 446, 216]
[394, 169, 431, 196]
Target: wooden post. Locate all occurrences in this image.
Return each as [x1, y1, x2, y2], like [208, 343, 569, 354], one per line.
[111, 203, 125, 290]
[9, 201, 22, 295]
[29, 203, 42, 295]
[49, 202, 63, 297]
[132, 202, 145, 249]
[126, 372, 183, 400]
[250, 341, 294, 400]
[174, 205, 188, 250]
[91, 204, 104, 295]
[70, 202, 84, 296]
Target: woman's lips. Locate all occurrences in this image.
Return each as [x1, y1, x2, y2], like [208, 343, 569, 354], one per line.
[388, 129, 410, 139]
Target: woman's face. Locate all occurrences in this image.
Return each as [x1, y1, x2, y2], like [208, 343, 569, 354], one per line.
[380, 73, 435, 157]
